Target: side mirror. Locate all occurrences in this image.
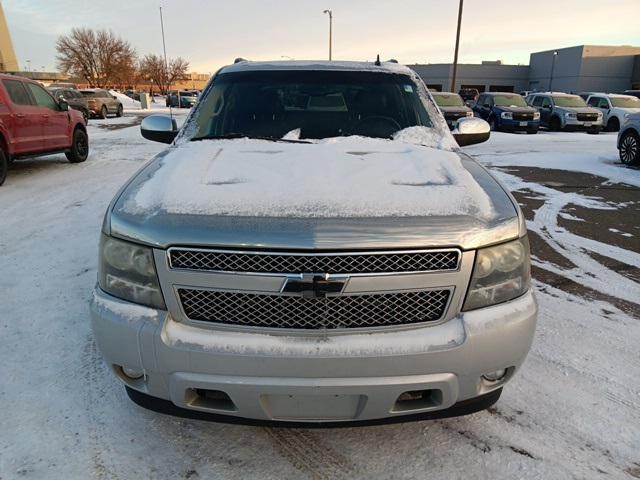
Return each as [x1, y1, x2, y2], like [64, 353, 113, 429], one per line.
[58, 100, 69, 111]
[112, 95, 117, 100]
[453, 117, 490, 147]
[141, 114, 178, 144]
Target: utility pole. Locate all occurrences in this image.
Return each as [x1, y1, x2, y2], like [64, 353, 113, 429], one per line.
[549, 50, 558, 91]
[450, 0, 463, 93]
[323, 9, 333, 61]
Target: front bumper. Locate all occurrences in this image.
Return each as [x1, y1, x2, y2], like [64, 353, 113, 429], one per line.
[499, 118, 540, 131]
[562, 117, 603, 131]
[90, 288, 537, 423]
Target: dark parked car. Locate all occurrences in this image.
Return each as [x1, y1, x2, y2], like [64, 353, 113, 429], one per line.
[0, 75, 88, 186]
[166, 90, 198, 108]
[80, 89, 123, 119]
[526, 93, 603, 133]
[473, 92, 540, 133]
[431, 92, 474, 129]
[48, 87, 89, 123]
[124, 90, 140, 101]
[623, 90, 640, 99]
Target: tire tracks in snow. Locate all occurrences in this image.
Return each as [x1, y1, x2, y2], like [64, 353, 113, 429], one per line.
[81, 333, 119, 480]
[263, 428, 358, 479]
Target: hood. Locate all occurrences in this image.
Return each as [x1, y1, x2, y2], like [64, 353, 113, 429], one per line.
[439, 106, 472, 114]
[557, 106, 599, 113]
[496, 106, 535, 113]
[109, 137, 520, 250]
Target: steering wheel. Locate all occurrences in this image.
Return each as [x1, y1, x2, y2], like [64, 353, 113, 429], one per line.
[351, 116, 402, 138]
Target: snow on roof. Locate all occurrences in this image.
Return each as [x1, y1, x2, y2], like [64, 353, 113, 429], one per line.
[221, 59, 414, 75]
[123, 133, 494, 219]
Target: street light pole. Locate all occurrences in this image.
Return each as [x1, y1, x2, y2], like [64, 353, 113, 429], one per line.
[323, 9, 333, 61]
[549, 50, 558, 91]
[450, 0, 463, 93]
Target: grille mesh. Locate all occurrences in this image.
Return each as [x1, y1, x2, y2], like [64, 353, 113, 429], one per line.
[178, 289, 451, 330]
[577, 113, 598, 121]
[169, 249, 459, 274]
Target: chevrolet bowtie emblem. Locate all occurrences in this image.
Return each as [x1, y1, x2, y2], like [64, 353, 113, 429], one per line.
[281, 273, 348, 298]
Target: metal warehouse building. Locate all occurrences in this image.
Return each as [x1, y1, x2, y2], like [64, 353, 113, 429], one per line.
[409, 45, 640, 94]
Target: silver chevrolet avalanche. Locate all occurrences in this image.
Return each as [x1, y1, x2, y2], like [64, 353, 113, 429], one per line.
[90, 60, 537, 424]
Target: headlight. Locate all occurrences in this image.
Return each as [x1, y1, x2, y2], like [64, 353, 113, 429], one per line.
[465, 111, 474, 117]
[98, 234, 166, 309]
[500, 111, 513, 119]
[533, 111, 540, 120]
[463, 237, 531, 311]
[564, 112, 577, 119]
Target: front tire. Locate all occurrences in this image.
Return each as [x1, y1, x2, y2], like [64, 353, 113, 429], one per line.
[100, 105, 108, 119]
[488, 116, 498, 131]
[619, 130, 639, 165]
[65, 128, 89, 163]
[116, 104, 123, 117]
[550, 116, 562, 131]
[606, 117, 620, 132]
[0, 148, 7, 186]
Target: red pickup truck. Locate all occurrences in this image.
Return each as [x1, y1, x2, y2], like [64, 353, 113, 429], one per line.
[0, 74, 89, 186]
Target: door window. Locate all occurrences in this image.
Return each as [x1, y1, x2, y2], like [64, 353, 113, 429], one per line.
[2, 80, 33, 105]
[597, 98, 610, 109]
[532, 96, 543, 107]
[541, 97, 552, 108]
[26, 83, 59, 110]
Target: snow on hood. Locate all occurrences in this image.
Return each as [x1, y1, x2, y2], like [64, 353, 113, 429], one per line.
[123, 134, 494, 219]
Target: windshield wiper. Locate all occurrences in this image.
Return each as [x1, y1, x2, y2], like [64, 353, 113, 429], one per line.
[191, 133, 311, 143]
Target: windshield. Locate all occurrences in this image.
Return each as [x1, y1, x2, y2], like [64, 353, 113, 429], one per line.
[432, 93, 464, 107]
[493, 94, 527, 107]
[190, 70, 435, 140]
[611, 96, 640, 108]
[180, 91, 197, 96]
[553, 95, 587, 108]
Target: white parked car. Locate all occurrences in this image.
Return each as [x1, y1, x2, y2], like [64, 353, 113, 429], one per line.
[586, 93, 640, 132]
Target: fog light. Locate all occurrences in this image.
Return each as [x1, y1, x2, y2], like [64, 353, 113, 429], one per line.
[482, 369, 507, 382]
[121, 366, 144, 379]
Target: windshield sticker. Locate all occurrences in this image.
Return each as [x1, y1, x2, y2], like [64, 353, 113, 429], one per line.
[403, 85, 414, 93]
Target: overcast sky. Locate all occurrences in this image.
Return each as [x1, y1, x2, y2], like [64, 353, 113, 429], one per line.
[4, 0, 639, 73]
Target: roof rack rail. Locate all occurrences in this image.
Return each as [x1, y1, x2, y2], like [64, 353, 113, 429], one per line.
[387, 59, 398, 63]
[234, 57, 248, 64]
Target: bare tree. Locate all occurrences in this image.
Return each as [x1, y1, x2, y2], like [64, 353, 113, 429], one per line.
[56, 28, 137, 88]
[138, 54, 190, 94]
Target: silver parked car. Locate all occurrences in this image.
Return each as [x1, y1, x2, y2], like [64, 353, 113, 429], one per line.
[90, 60, 537, 424]
[618, 112, 640, 165]
[527, 92, 603, 133]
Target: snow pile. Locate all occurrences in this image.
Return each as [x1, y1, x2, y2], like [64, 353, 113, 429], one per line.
[123, 136, 494, 218]
[109, 90, 140, 109]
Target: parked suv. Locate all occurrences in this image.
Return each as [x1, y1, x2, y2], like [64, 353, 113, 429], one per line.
[473, 92, 540, 133]
[48, 87, 89, 123]
[618, 112, 640, 165]
[90, 60, 536, 424]
[431, 91, 474, 129]
[0, 75, 88, 186]
[527, 92, 603, 133]
[80, 89, 123, 119]
[586, 93, 640, 132]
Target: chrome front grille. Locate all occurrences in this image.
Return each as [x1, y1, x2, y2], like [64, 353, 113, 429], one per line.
[178, 288, 452, 330]
[168, 248, 460, 274]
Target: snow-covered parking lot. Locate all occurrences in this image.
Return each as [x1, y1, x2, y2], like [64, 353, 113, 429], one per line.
[1, 117, 639, 479]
